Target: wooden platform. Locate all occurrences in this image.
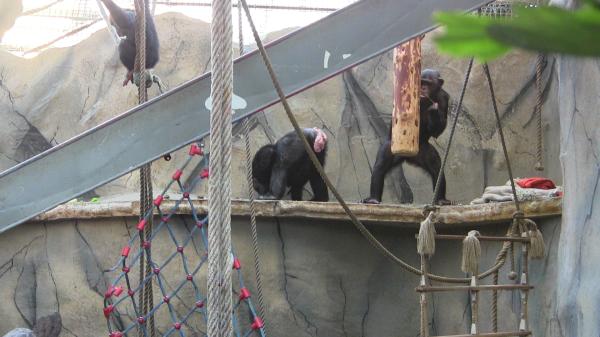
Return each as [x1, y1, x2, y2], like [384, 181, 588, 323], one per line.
[32, 197, 562, 227]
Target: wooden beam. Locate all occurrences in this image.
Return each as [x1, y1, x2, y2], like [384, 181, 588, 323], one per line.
[31, 197, 562, 227]
[391, 37, 422, 156]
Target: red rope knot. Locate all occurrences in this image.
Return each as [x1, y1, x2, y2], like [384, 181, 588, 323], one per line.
[239, 287, 251, 301]
[177, 246, 184, 253]
[172, 169, 183, 181]
[161, 216, 169, 223]
[142, 241, 151, 249]
[113, 286, 123, 297]
[189, 144, 204, 156]
[122, 266, 130, 274]
[233, 257, 241, 270]
[127, 289, 135, 297]
[195, 300, 204, 308]
[121, 246, 131, 257]
[186, 274, 193, 281]
[104, 286, 115, 298]
[173, 322, 182, 330]
[103, 305, 114, 318]
[251, 317, 264, 330]
[136, 219, 147, 231]
[109, 331, 123, 337]
[153, 267, 161, 275]
[137, 317, 146, 324]
[183, 192, 190, 199]
[153, 195, 164, 207]
[200, 168, 210, 179]
[196, 220, 204, 228]
[163, 296, 170, 303]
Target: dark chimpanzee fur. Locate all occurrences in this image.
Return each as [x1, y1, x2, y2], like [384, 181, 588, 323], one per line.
[362, 69, 450, 205]
[100, 0, 159, 86]
[252, 128, 329, 202]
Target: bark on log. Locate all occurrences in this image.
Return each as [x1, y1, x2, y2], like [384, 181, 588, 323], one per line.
[391, 37, 422, 156]
[32, 197, 562, 228]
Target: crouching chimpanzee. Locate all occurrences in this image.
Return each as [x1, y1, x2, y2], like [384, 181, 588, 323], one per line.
[362, 69, 451, 205]
[100, 0, 159, 86]
[252, 128, 329, 202]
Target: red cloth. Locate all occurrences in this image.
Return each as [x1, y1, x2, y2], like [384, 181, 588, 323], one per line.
[516, 177, 556, 190]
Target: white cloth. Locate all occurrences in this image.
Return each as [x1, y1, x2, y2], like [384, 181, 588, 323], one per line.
[471, 180, 562, 204]
[3, 329, 35, 337]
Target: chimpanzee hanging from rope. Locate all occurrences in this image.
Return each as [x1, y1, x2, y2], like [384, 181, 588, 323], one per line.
[99, 0, 160, 87]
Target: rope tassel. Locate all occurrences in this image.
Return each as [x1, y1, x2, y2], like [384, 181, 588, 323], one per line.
[525, 219, 545, 259]
[461, 230, 481, 274]
[417, 212, 436, 256]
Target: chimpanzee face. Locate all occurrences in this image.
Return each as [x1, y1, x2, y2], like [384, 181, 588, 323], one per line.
[420, 79, 435, 99]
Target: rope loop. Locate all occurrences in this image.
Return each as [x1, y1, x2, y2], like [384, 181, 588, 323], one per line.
[512, 210, 525, 220]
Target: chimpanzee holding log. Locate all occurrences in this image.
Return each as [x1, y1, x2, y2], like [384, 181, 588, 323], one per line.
[100, 0, 159, 86]
[362, 69, 450, 205]
[252, 128, 329, 202]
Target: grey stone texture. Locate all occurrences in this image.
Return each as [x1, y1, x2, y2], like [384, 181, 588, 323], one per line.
[0, 216, 560, 337]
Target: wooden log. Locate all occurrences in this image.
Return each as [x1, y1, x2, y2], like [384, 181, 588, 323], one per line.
[31, 197, 562, 227]
[391, 36, 422, 156]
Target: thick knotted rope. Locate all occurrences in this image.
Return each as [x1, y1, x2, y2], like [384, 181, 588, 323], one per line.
[207, 0, 234, 336]
[133, 1, 155, 336]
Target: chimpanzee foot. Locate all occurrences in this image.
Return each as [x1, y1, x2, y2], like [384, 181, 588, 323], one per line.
[361, 197, 381, 204]
[436, 199, 452, 206]
[123, 71, 134, 86]
[257, 194, 277, 200]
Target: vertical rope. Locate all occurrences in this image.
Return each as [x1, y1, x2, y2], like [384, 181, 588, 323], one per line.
[534, 53, 545, 171]
[491, 271, 498, 332]
[238, 1, 268, 332]
[419, 254, 429, 337]
[207, 0, 233, 336]
[482, 64, 521, 212]
[134, 0, 155, 336]
[430, 58, 474, 205]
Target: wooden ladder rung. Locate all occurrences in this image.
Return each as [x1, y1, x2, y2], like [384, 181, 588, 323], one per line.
[416, 284, 533, 293]
[432, 331, 531, 337]
[434, 234, 530, 243]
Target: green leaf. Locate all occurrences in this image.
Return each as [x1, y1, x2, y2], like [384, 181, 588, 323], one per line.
[433, 12, 512, 61]
[487, 5, 600, 57]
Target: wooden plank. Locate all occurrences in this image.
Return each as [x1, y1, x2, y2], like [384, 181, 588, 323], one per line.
[416, 284, 534, 292]
[432, 332, 530, 337]
[30, 197, 562, 227]
[391, 37, 422, 156]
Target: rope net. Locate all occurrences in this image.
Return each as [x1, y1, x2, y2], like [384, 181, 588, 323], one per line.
[103, 143, 266, 337]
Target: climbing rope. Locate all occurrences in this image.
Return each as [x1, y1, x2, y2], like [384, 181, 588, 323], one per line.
[207, 0, 234, 336]
[134, 0, 156, 336]
[103, 144, 266, 337]
[534, 53, 545, 171]
[238, 2, 268, 333]
[431, 58, 474, 206]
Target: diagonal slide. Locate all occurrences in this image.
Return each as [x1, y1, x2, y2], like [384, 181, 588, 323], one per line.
[0, 0, 492, 233]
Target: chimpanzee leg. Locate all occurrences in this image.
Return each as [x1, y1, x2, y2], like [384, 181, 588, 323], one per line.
[257, 163, 287, 200]
[290, 185, 304, 201]
[408, 142, 448, 204]
[363, 140, 398, 203]
[309, 173, 329, 202]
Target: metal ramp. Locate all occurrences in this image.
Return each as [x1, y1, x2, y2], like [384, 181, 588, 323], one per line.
[0, 0, 493, 233]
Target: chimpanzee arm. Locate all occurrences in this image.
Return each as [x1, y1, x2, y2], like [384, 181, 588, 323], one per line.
[427, 90, 450, 139]
[269, 163, 288, 200]
[101, 0, 133, 31]
[309, 174, 329, 201]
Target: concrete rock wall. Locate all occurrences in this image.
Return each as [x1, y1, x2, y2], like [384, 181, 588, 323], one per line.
[0, 216, 561, 337]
